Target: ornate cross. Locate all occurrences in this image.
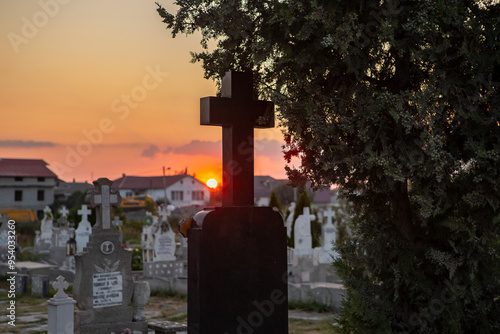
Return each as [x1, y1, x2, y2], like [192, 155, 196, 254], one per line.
[77, 204, 92, 222]
[58, 206, 69, 218]
[158, 204, 170, 223]
[201, 71, 274, 206]
[86, 178, 121, 229]
[52, 275, 69, 299]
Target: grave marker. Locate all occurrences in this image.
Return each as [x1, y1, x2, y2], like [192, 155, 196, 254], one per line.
[187, 71, 287, 333]
[75, 204, 92, 253]
[73, 178, 147, 334]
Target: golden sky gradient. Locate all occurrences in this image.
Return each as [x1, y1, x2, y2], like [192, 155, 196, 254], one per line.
[0, 0, 289, 184]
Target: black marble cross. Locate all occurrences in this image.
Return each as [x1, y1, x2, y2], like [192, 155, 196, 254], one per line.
[200, 71, 274, 206]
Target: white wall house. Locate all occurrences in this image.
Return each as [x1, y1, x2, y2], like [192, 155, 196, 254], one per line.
[0, 159, 58, 216]
[112, 174, 210, 207]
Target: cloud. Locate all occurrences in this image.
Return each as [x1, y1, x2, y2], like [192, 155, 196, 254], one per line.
[140, 139, 284, 159]
[173, 140, 222, 157]
[0, 140, 56, 148]
[141, 145, 160, 158]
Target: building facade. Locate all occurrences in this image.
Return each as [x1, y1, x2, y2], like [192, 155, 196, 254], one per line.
[0, 159, 58, 216]
[112, 174, 210, 207]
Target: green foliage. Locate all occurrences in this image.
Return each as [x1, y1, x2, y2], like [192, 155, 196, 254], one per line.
[159, 0, 500, 332]
[131, 247, 143, 271]
[268, 190, 282, 213]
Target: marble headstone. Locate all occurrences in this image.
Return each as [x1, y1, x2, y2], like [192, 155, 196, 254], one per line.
[73, 178, 147, 334]
[75, 205, 92, 253]
[319, 207, 338, 263]
[294, 207, 315, 255]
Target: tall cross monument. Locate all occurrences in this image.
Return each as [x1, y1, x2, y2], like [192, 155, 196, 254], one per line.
[201, 71, 274, 206]
[187, 72, 287, 334]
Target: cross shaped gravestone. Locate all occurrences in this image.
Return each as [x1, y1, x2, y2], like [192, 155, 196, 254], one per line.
[188, 71, 287, 334]
[86, 178, 121, 229]
[77, 204, 91, 222]
[52, 275, 70, 299]
[112, 216, 122, 228]
[59, 206, 69, 219]
[201, 71, 274, 206]
[158, 204, 170, 223]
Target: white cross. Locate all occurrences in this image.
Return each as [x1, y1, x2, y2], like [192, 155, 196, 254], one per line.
[158, 204, 170, 223]
[87, 178, 121, 229]
[302, 207, 316, 221]
[52, 275, 69, 299]
[323, 207, 336, 226]
[77, 204, 92, 222]
[59, 206, 69, 218]
[112, 216, 122, 228]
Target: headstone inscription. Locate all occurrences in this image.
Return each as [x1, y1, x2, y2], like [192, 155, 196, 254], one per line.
[75, 204, 92, 253]
[186, 71, 287, 333]
[73, 178, 148, 334]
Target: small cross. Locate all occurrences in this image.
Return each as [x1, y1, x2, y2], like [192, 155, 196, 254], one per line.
[200, 71, 274, 206]
[158, 204, 170, 223]
[302, 207, 316, 221]
[77, 204, 92, 222]
[59, 206, 69, 219]
[86, 178, 121, 229]
[112, 216, 123, 228]
[43, 206, 52, 216]
[52, 275, 69, 299]
[323, 207, 336, 226]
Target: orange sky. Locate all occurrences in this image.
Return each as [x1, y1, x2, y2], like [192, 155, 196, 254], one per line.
[0, 0, 291, 185]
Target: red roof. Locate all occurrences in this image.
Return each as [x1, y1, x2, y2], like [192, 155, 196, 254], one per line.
[112, 174, 201, 190]
[0, 159, 58, 178]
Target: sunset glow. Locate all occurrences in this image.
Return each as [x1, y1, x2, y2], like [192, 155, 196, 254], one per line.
[0, 1, 289, 184]
[206, 179, 218, 189]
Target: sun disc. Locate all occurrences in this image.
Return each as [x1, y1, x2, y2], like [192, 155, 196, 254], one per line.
[206, 178, 218, 189]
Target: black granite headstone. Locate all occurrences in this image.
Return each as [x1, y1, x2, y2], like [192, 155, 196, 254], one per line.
[186, 71, 287, 334]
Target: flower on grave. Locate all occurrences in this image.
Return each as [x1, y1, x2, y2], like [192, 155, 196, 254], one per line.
[121, 329, 131, 334]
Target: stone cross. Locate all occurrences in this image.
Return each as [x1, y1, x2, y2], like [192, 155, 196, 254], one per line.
[86, 178, 121, 229]
[302, 207, 316, 221]
[52, 275, 69, 299]
[158, 204, 169, 223]
[59, 206, 69, 219]
[323, 207, 335, 225]
[200, 71, 274, 206]
[77, 205, 91, 222]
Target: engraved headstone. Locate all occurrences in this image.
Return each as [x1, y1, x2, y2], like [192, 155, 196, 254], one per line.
[73, 178, 147, 334]
[75, 204, 92, 253]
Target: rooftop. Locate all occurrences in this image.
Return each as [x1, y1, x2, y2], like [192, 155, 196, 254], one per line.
[112, 174, 204, 189]
[0, 158, 58, 178]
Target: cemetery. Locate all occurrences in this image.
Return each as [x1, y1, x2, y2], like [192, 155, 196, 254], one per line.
[0, 72, 345, 334]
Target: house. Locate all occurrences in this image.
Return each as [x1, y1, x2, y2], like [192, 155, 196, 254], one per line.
[54, 179, 93, 202]
[254, 175, 335, 208]
[112, 174, 210, 207]
[0, 158, 58, 217]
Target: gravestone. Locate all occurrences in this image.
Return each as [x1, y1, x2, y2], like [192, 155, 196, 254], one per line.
[294, 207, 315, 255]
[112, 216, 123, 244]
[35, 206, 54, 251]
[58, 205, 69, 225]
[31, 274, 49, 297]
[285, 202, 295, 238]
[186, 71, 287, 333]
[142, 212, 158, 263]
[73, 178, 148, 334]
[75, 204, 92, 253]
[48, 275, 76, 334]
[319, 207, 338, 263]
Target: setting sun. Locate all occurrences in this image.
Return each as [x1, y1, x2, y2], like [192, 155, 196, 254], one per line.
[206, 178, 218, 189]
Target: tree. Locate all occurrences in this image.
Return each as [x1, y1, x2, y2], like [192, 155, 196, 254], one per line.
[268, 190, 282, 213]
[158, 0, 500, 331]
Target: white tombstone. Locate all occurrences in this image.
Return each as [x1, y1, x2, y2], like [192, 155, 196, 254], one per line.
[153, 222, 176, 262]
[142, 212, 157, 262]
[48, 276, 76, 334]
[75, 205, 92, 253]
[59, 205, 69, 219]
[320, 207, 339, 263]
[294, 207, 315, 255]
[285, 202, 296, 238]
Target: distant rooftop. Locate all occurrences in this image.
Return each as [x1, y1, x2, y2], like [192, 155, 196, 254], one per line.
[112, 174, 204, 190]
[0, 158, 57, 178]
